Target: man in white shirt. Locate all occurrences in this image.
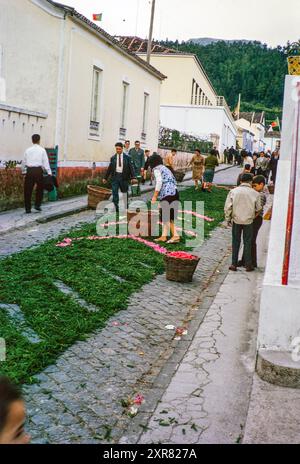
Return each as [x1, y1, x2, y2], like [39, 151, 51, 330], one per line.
[22, 134, 52, 213]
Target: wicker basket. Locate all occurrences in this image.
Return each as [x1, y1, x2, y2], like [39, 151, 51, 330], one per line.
[87, 185, 112, 209]
[174, 170, 185, 182]
[164, 254, 200, 283]
[127, 210, 159, 237]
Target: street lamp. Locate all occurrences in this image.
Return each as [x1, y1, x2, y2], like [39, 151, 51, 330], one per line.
[147, 0, 156, 64]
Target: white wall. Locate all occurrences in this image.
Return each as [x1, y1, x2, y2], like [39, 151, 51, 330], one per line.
[0, 0, 63, 159]
[140, 54, 217, 107]
[263, 136, 281, 152]
[0, 0, 162, 165]
[160, 104, 237, 153]
[258, 75, 300, 352]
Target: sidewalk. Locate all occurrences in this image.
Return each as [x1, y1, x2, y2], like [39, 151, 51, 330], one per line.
[120, 218, 272, 444]
[0, 164, 233, 236]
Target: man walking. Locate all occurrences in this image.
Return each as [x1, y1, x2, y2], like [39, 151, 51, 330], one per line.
[224, 147, 229, 164]
[224, 173, 262, 272]
[229, 146, 235, 165]
[238, 175, 267, 268]
[256, 151, 269, 179]
[103, 142, 136, 211]
[22, 134, 52, 213]
[124, 140, 130, 155]
[129, 141, 145, 177]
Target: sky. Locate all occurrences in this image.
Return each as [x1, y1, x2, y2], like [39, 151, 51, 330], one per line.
[63, 0, 300, 47]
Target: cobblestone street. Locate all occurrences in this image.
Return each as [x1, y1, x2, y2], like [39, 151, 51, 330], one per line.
[1, 166, 244, 444]
[23, 223, 232, 444]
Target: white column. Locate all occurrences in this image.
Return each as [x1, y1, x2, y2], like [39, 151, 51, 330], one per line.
[258, 75, 300, 352]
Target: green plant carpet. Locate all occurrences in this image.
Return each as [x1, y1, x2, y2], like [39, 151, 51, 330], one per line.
[0, 186, 228, 384]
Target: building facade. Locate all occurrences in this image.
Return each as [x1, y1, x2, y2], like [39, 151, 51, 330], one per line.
[235, 112, 266, 152]
[263, 131, 281, 152]
[0, 0, 164, 180]
[117, 37, 237, 156]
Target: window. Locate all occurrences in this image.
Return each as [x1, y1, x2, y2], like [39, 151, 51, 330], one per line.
[120, 82, 129, 137]
[90, 67, 102, 136]
[142, 92, 149, 139]
[191, 79, 195, 105]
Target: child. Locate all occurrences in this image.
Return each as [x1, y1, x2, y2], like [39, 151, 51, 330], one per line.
[238, 175, 266, 268]
[0, 376, 30, 444]
[237, 164, 253, 186]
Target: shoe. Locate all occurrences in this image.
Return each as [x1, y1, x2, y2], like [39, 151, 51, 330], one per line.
[166, 238, 181, 244]
[154, 237, 168, 243]
[237, 260, 244, 267]
[229, 265, 237, 271]
[34, 206, 42, 212]
[25, 210, 31, 214]
[246, 266, 255, 272]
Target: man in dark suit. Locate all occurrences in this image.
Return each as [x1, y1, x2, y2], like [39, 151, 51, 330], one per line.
[129, 140, 145, 177]
[103, 142, 136, 211]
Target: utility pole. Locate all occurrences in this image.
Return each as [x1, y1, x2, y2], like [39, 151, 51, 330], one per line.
[147, 0, 156, 64]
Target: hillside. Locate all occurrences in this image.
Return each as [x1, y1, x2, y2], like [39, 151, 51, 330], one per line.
[188, 37, 253, 46]
[160, 40, 288, 123]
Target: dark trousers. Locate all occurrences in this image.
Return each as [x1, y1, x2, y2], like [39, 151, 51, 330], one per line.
[232, 222, 253, 268]
[24, 167, 44, 212]
[241, 216, 263, 267]
[111, 173, 129, 211]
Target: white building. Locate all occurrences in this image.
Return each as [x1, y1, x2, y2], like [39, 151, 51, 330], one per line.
[263, 131, 281, 152]
[117, 37, 237, 155]
[0, 0, 165, 181]
[235, 112, 266, 152]
[160, 103, 237, 153]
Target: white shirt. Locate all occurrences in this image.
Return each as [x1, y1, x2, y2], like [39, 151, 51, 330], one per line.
[22, 144, 52, 175]
[153, 167, 163, 191]
[243, 156, 254, 168]
[116, 152, 124, 173]
[224, 183, 262, 225]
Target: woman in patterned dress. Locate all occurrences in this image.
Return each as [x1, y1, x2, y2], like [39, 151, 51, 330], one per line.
[149, 153, 180, 244]
[189, 149, 205, 190]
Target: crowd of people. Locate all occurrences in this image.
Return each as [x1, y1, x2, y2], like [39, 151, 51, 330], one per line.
[224, 147, 280, 185]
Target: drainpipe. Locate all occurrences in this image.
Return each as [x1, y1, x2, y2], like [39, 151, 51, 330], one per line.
[55, 12, 67, 162]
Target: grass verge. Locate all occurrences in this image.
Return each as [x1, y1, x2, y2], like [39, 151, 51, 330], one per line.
[0, 186, 228, 384]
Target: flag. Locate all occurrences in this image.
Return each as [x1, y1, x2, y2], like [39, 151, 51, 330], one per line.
[232, 93, 241, 119]
[93, 13, 103, 21]
[270, 119, 279, 128]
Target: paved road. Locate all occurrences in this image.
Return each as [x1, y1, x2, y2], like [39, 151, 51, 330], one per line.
[1, 167, 239, 444]
[23, 223, 232, 444]
[214, 165, 241, 185]
[129, 221, 270, 445]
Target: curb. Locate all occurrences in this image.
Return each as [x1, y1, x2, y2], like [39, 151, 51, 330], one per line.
[0, 166, 236, 236]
